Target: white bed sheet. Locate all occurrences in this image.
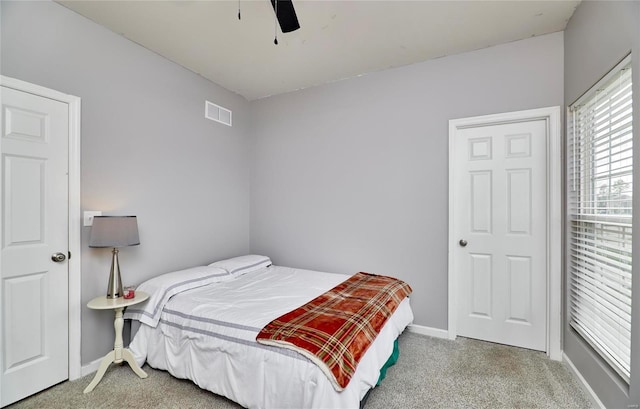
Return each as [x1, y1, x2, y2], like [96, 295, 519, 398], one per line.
[129, 265, 414, 409]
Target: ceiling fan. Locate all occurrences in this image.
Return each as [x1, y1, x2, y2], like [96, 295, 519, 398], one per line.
[238, 0, 300, 44]
[271, 0, 300, 34]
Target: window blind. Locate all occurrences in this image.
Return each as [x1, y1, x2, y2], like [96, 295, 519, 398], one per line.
[568, 56, 633, 383]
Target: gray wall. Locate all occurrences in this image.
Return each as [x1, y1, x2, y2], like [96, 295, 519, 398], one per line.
[564, 1, 640, 407]
[1, 1, 251, 364]
[249, 32, 564, 329]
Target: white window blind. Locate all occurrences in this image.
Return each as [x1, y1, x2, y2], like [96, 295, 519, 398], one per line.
[568, 55, 633, 383]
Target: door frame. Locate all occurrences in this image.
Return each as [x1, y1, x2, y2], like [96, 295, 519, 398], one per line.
[0, 76, 82, 383]
[447, 106, 562, 360]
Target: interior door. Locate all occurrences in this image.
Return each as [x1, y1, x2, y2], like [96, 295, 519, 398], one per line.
[453, 119, 547, 351]
[0, 86, 69, 406]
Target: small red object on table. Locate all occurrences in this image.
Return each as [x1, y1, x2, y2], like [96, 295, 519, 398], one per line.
[123, 287, 135, 299]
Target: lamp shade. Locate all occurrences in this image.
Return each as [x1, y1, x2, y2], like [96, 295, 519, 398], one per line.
[89, 216, 140, 248]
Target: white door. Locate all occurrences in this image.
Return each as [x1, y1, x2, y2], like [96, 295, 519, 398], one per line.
[452, 119, 547, 351]
[0, 86, 69, 406]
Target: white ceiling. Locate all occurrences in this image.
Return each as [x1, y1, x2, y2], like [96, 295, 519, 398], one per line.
[58, 0, 580, 101]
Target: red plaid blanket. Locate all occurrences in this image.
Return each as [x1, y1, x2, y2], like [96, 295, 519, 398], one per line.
[256, 272, 412, 390]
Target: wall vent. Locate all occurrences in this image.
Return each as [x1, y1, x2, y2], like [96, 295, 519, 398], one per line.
[205, 100, 232, 127]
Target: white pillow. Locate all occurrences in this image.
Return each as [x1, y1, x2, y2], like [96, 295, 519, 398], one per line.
[124, 265, 230, 327]
[208, 254, 272, 277]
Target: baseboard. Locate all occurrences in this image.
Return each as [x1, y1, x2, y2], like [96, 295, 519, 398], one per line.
[563, 352, 605, 409]
[80, 357, 102, 378]
[407, 324, 449, 339]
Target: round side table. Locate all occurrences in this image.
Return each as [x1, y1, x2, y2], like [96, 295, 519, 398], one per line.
[83, 291, 149, 394]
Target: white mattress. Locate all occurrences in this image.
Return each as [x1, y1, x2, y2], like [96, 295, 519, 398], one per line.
[128, 265, 414, 409]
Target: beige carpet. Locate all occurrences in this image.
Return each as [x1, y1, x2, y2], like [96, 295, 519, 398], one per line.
[7, 333, 593, 409]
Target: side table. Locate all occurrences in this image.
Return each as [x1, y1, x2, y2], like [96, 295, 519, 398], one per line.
[83, 291, 149, 393]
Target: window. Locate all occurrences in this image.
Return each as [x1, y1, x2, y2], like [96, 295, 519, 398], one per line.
[568, 55, 633, 383]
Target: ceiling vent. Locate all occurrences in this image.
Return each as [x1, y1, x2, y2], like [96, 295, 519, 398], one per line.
[205, 100, 232, 127]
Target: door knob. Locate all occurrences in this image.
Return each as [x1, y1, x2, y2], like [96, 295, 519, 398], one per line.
[459, 239, 468, 247]
[51, 252, 67, 262]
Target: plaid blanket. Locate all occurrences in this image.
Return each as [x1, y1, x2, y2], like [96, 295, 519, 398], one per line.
[256, 272, 412, 391]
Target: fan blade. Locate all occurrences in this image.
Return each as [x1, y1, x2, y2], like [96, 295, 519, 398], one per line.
[270, 0, 300, 33]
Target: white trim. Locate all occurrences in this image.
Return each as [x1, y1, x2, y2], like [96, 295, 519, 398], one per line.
[81, 357, 102, 378]
[447, 125, 458, 341]
[563, 352, 606, 409]
[0, 76, 82, 380]
[68, 94, 82, 380]
[407, 324, 449, 339]
[546, 107, 562, 361]
[447, 106, 562, 360]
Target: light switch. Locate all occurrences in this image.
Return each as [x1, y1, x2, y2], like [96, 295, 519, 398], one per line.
[83, 211, 102, 227]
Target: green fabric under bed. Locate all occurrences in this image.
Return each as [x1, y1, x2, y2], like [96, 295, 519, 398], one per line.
[377, 338, 400, 385]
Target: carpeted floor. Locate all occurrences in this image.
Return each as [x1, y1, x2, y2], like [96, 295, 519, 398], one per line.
[7, 332, 593, 409]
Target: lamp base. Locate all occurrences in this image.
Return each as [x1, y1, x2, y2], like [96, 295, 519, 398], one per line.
[107, 248, 123, 299]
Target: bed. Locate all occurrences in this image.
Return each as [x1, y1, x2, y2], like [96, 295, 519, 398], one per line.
[124, 255, 414, 409]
